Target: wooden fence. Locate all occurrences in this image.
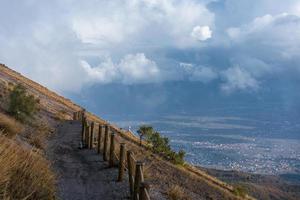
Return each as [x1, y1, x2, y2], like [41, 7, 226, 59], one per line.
[73, 111, 151, 200]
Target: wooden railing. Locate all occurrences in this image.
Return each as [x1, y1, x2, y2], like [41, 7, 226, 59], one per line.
[74, 111, 151, 200]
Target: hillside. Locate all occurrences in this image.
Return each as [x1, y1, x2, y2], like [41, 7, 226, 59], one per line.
[200, 167, 300, 200]
[0, 63, 254, 200]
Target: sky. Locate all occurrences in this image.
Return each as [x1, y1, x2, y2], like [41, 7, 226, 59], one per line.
[0, 0, 299, 99]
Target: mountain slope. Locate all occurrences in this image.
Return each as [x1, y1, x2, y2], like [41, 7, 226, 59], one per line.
[0, 63, 254, 200]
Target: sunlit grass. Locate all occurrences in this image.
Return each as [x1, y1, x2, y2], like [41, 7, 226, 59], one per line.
[0, 135, 56, 200]
[0, 112, 23, 137]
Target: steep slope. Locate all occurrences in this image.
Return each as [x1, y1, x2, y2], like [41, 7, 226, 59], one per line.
[0, 63, 254, 200]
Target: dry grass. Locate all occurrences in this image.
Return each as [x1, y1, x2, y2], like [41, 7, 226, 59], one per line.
[0, 64, 81, 114]
[27, 121, 52, 150]
[53, 109, 70, 121]
[167, 185, 191, 200]
[0, 112, 23, 137]
[0, 135, 56, 200]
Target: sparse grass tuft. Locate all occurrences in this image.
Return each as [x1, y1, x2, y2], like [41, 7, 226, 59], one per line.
[0, 112, 23, 137]
[167, 185, 191, 200]
[0, 135, 56, 200]
[27, 121, 52, 150]
[233, 184, 247, 198]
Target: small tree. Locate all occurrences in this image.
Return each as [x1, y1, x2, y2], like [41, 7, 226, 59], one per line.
[147, 132, 170, 153]
[137, 125, 154, 146]
[8, 84, 39, 122]
[138, 125, 186, 165]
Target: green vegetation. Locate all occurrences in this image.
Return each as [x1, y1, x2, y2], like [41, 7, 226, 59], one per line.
[233, 184, 247, 198]
[8, 84, 39, 122]
[137, 125, 185, 165]
[137, 125, 154, 146]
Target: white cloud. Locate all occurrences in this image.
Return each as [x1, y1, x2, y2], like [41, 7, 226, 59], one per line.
[81, 53, 160, 84]
[80, 56, 118, 84]
[0, 0, 215, 92]
[72, 18, 126, 45]
[230, 56, 272, 78]
[191, 26, 212, 41]
[226, 12, 300, 78]
[180, 62, 217, 83]
[227, 14, 274, 40]
[119, 53, 160, 83]
[0, 0, 299, 95]
[221, 66, 259, 93]
[0, 6, 86, 92]
[71, 0, 214, 48]
[227, 13, 300, 49]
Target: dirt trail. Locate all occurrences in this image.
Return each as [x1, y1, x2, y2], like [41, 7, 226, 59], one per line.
[47, 120, 129, 200]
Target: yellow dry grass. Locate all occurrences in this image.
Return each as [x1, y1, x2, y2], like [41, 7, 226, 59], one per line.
[0, 112, 23, 137]
[167, 185, 191, 200]
[0, 135, 56, 200]
[53, 109, 71, 121]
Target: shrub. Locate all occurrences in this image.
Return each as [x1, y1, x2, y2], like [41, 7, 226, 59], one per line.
[168, 150, 186, 166]
[139, 126, 186, 165]
[137, 125, 154, 146]
[8, 84, 39, 122]
[147, 132, 170, 153]
[0, 135, 56, 200]
[0, 112, 23, 137]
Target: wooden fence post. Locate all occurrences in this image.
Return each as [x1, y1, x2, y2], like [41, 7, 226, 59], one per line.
[109, 132, 115, 167]
[73, 112, 77, 120]
[85, 125, 90, 148]
[103, 125, 109, 161]
[133, 161, 144, 200]
[81, 117, 86, 145]
[97, 125, 103, 154]
[81, 110, 85, 124]
[77, 112, 80, 120]
[118, 143, 126, 182]
[127, 150, 134, 196]
[89, 125, 92, 149]
[139, 182, 150, 200]
[89, 122, 94, 149]
[81, 115, 86, 144]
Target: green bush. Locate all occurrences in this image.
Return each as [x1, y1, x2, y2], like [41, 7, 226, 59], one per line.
[138, 126, 185, 165]
[147, 132, 170, 153]
[8, 84, 39, 122]
[168, 150, 186, 165]
[137, 125, 154, 146]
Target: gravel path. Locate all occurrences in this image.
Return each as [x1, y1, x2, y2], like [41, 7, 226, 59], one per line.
[47, 120, 130, 200]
